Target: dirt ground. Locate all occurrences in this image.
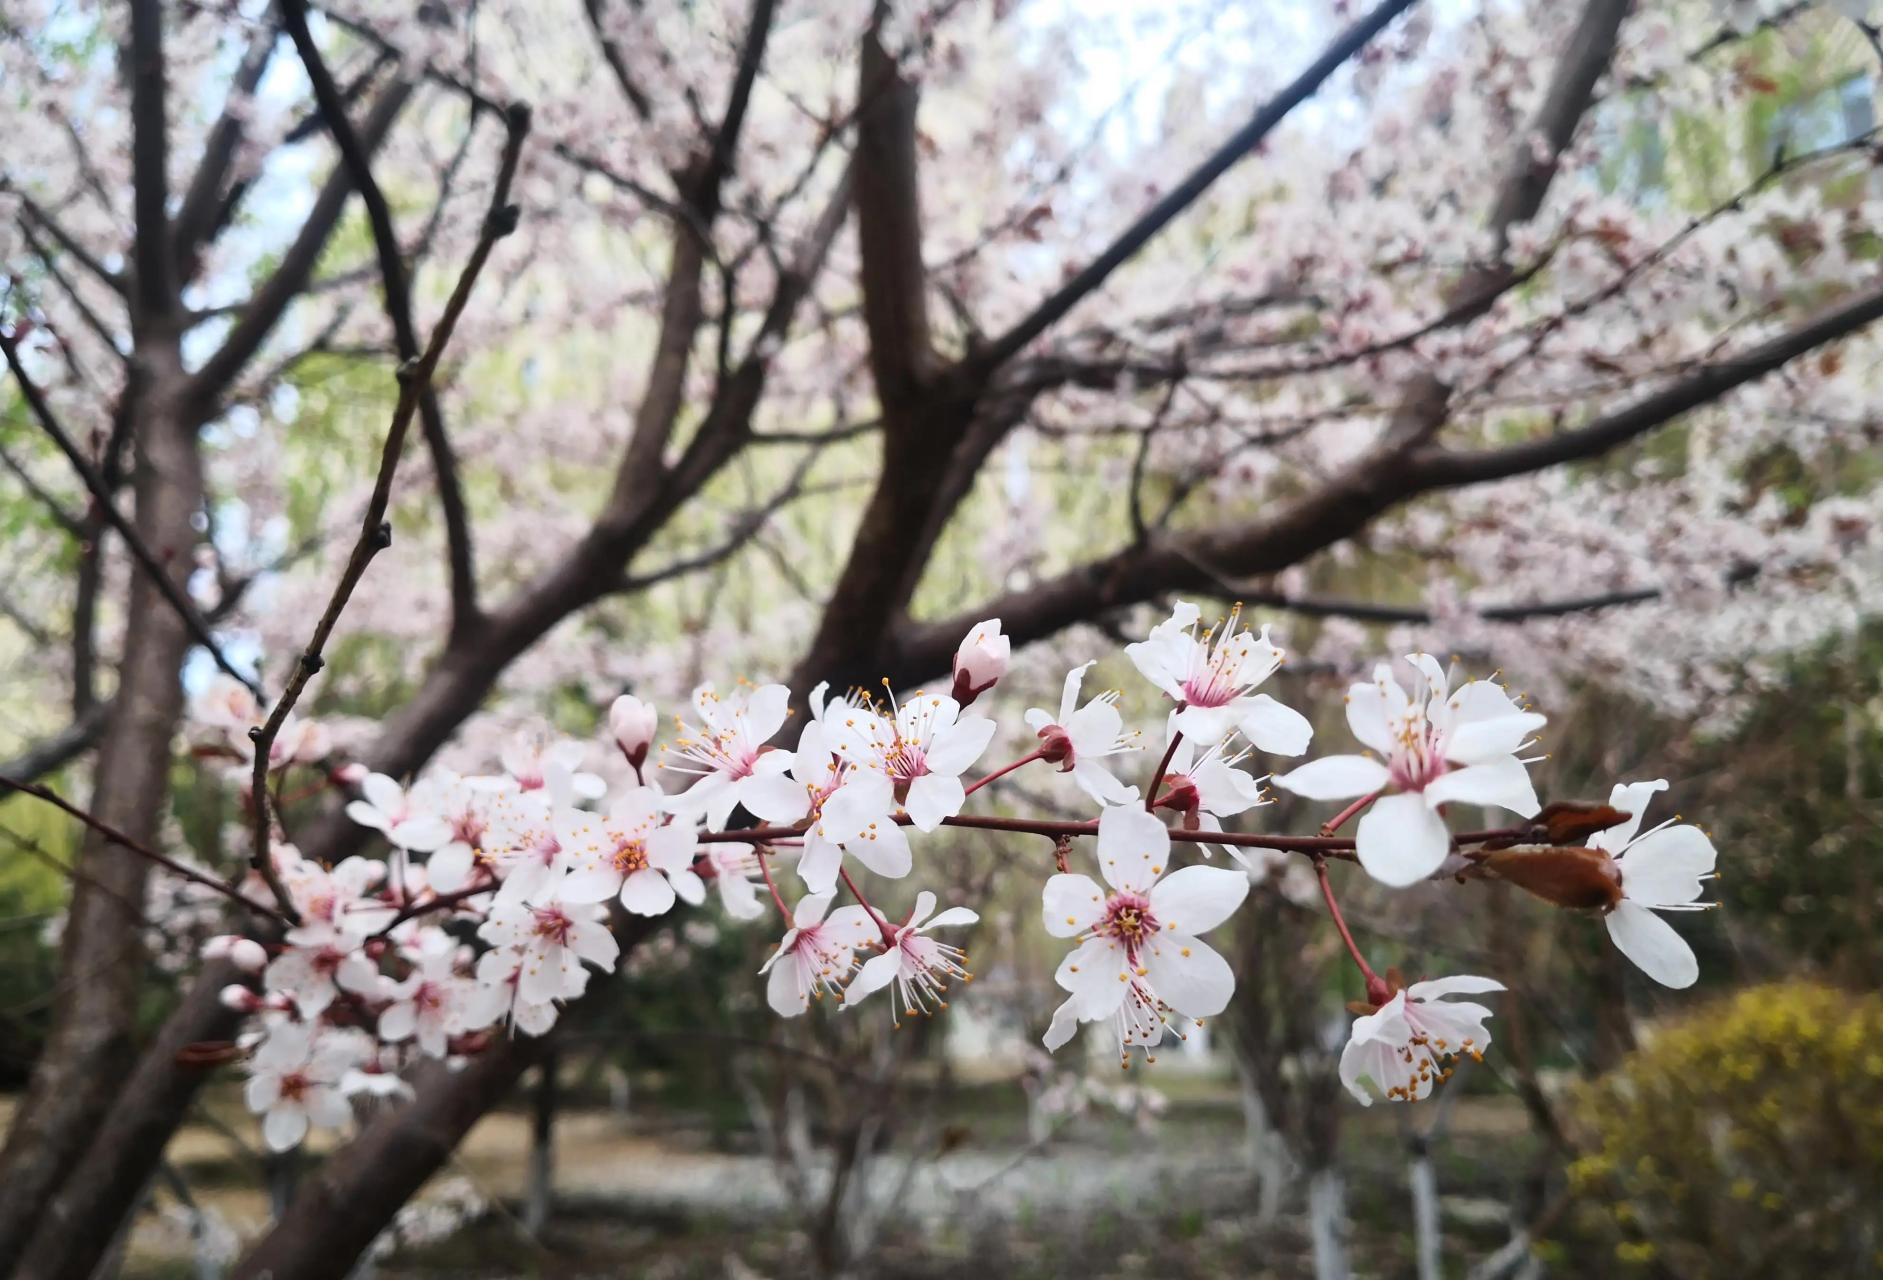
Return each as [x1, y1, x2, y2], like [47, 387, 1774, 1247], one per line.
[61, 1083, 1542, 1278]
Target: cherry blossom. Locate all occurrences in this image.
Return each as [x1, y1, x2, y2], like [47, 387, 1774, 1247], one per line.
[1275, 655, 1545, 887]
[244, 1022, 360, 1152]
[476, 898, 618, 1006]
[608, 694, 658, 774]
[345, 773, 453, 854]
[824, 688, 996, 840]
[1041, 806, 1249, 1063]
[1025, 662, 1141, 805]
[1126, 601, 1312, 754]
[499, 732, 604, 800]
[658, 682, 799, 829]
[1340, 976, 1505, 1106]
[557, 787, 703, 916]
[263, 927, 380, 1017]
[1151, 729, 1273, 867]
[845, 891, 979, 1025]
[697, 842, 767, 922]
[950, 617, 1010, 705]
[759, 891, 877, 1018]
[1590, 779, 1719, 989]
[378, 935, 471, 1058]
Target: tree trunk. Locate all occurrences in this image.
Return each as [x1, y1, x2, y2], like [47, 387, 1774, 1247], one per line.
[1409, 1134, 1442, 1280]
[522, 1050, 558, 1235]
[0, 353, 201, 1264]
[1308, 1165, 1351, 1280]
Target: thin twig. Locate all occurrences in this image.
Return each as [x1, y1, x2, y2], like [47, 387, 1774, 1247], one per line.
[0, 327, 260, 696]
[245, 20, 532, 920]
[0, 778, 290, 922]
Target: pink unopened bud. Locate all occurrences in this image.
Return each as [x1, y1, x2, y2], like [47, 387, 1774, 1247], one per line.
[1036, 724, 1075, 767]
[219, 984, 263, 1013]
[331, 760, 369, 787]
[203, 934, 268, 972]
[950, 618, 1009, 706]
[609, 694, 658, 769]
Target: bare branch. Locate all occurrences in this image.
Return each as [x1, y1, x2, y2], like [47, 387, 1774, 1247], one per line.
[188, 78, 416, 412]
[971, 0, 1421, 375]
[244, 93, 531, 921]
[0, 328, 259, 695]
[281, 0, 482, 639]
[126, 0, 176, 319]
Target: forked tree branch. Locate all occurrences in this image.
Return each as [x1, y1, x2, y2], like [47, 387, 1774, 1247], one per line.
[281, 0, 482, 640]
[244, 96, 532, 922]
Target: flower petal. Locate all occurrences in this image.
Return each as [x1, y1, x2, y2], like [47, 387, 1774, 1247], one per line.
[1273, 754, 1391, 801]
[1421, 756, 1540, 817]
[925, 715, 997, 776]
[1056, 936, 1130, 1018]
[620, 868, 677, 916]
[1616, 824, 1716, 908]
[1149, 864, 1249, 936]
[1407, 974, 1506, 1000]
[1143, 933, 1235, 1018]
[1355, 792, 1452, 887]
[1590, 779, 1670, 854]
[1094, 804, 1170, 893]
[1237, 694, 1312, 756]
[1042, 873, 1107, 937]
[845, 951, 900, 1005]
[1605, 900, 1699, 989]
[1443, 712, 1547, 766]
[905, 773, 964, 832]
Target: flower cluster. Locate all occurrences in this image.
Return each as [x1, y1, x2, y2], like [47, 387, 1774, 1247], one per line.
[198, 602, 1719, 1149]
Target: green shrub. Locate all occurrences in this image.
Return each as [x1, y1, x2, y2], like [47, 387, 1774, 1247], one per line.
[1567, 982, 1883, 1277]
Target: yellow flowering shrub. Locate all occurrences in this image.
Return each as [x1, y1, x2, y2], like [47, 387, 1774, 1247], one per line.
[1567, 983, 1883, 1277]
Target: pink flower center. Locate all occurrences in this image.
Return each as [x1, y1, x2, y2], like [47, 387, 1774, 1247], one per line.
[610, 837, 650, 875]
[530, 907, 574, 945]
[1388, 721, 1449, 792]
[1099, 892, 1159, 959]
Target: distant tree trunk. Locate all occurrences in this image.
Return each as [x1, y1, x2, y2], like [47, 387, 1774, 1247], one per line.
[1409, 1132, 1442, 1280]
[1308, 1166, 1350, 1280]
[0, 345, 201, 1262]
[523, 1049, 559, 1235]
[1232, 1051, 1292, 1225]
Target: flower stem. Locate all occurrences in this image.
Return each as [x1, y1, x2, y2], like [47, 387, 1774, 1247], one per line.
[1321, 789, 1382, 836]
[1315, 857, 1382, 997]
[964, 749, 1045, 797]
[1145, 730, 1183, 811]
[754, 843, 792, 921]
[840, 866, 899, 945]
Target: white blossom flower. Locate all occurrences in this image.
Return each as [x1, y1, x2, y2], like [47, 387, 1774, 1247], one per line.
[1340, 975, 1503, 1105]
[345, 772, 452, 852]
[499, 731, 604, 800]
[378, 935, 470, 1058]
[823, 688, 996, 855]
[263, 927, 381, 1017]
[845, 891, 978, 1024]
[1590, 779, 1718, 989]
[476, 898, 617, 1005]
[1125, 601, 1312, 753]
[245, 1022, 359, 1151]
[659, 682, 800, 830]
[1154, 729, 1273, 867]
[1026, 662, 1141, 805]
[557, 787, 703, 915]
[698, 842, 767, 921]
[1275, 655, 1544, 887]
[1041, 806, 1248, 1062]
[758, 891, 877, 1017]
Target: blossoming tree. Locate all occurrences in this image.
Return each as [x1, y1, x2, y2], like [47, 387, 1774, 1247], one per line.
[0, 0, 1874, 1274]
